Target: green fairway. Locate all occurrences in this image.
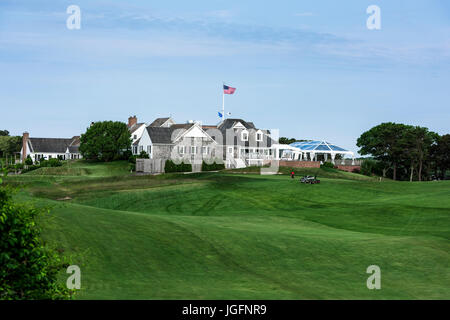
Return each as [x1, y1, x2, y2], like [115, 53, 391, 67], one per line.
[5, 161, 450, 299]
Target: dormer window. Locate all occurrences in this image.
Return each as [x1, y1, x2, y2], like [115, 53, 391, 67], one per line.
[133, 135, 137, 139]
[256, 130, 263, 142]
[241, 130, 249, 141]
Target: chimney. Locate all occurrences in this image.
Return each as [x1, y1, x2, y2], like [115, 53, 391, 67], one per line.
[22, 132, 29, 163]
[128, 115, 137, 128]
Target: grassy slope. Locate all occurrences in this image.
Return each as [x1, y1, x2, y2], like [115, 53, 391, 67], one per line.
[6, 161, 450, 299]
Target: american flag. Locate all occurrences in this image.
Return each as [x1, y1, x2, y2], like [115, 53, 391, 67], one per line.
[223, 85, 236, 94]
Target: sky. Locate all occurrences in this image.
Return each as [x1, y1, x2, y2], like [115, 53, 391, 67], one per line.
[0, 0, 449, 154]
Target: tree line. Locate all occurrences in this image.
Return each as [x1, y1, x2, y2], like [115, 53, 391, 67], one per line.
[357, 122, 449, 181]
[0, 130, 21, 164]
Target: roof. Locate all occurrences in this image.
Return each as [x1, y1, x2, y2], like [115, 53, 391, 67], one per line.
[215, 118, 275, 146]
[201, 125, 218, 129]
[146, 127, 175, 144]
[146, 123, 199, 144]
[218, 118, 256, 131]
[290, 141, 351, 153]
[129, 123, 145, 134]
[28, 136, 80, 154]
[149, 117, 170, 127]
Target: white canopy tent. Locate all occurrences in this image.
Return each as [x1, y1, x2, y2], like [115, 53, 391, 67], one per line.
[288, 141, 355, 165]
[271, 144, 302, 161]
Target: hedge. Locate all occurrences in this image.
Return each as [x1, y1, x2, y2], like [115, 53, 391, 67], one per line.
[201, 161, 225, 171]
[164, 160, 192, 173]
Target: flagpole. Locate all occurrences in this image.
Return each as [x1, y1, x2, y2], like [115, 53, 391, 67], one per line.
[222, 83, 225, 121]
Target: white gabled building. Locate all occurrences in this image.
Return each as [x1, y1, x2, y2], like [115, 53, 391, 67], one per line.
[127, 115, 147, 147]
[20, 132, 82, 163]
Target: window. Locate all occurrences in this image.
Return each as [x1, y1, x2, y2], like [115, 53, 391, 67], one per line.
[191, 146, 198, 154]
[256, 131, 263, 141]
[139, 146, 143, 153]
[241, 130, 248, 141]
[178, 146, 185, 154]
[132, 145, 138, 155]
[228, 147, 233, 153]
[133, 135, 137, 139]
[147, 145, 152, 154]
[202, 146, 208, 155]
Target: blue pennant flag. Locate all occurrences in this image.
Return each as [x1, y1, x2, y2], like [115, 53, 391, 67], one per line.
[218, 112, 223, 118]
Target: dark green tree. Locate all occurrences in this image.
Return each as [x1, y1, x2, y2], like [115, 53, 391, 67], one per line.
[402, 126, 437, 181]
[0, 130, 9, 136]
[79, 121, 131, 162]
[0, 136, 21, 158]
[430, 134, 450, 179]
[357, 122, 411, 180]
[279, 137, 296, 145]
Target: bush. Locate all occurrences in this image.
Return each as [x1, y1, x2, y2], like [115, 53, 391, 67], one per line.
[352, 168, 361, 174]
[0, 186, 72, 299]
[21, 165, 40, 174]
[15, 163, 24, 170]
[25, 155, 33, 166]
[320, 162, 335, 169]
[128, 155, 137, 164]
[138, 151, 150, 159]
[39, 158, 62, 168]
[201, 161, 225, 171]
[360, 159, 382, 176]
[164, 160, 192, 173]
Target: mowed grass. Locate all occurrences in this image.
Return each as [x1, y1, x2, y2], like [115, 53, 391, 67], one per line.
[5, 160, 450, 299]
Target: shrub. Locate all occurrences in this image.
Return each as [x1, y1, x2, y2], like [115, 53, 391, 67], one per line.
[138, 151, 150, 159]
[165, 160, 192, 173]
[202, 161, 225, 171]
[182, 162, 192, 172]
[128, 155, 137, 164]
[39, 158, 62, 168]
[25, 155, 33, 166]
[360, 159, 378, 176]
[352, 168, 361, 174]
[15, 163, 24, 170]
[0, 186, 72, 299]
[21, 165, 40, 174]
[321, 162, 335, 169]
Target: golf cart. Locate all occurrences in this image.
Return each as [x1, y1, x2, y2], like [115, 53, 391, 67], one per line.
[300, 175, 321, 184]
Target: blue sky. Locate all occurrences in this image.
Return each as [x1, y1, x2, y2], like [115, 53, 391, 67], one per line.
[0, 0, 449, 154]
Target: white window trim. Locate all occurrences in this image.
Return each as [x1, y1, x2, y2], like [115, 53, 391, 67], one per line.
[241, 130, 249, 141]
[256, 130, 263, 142]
